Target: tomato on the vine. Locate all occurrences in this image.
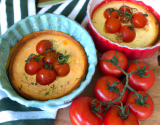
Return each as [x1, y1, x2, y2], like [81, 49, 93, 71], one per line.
[125, 91, 154, 120]
[104, 9, 119, 19]
[25, 58, 43, 75]
[36, 68, 57, 85]
[69, 96, 104, 125]
[104, 106, 139, 125]
[119, 5, 132, 23]
[98, 50, 128, 77]
[127, 62, 155, 91]
[104, 18, 121, 33]
[131, 12, 148, 28]
[36, 40, 52, 54]
[94, 76, 127, 105]
[119, 25, 136, 42]
[42, 51, 58, 66]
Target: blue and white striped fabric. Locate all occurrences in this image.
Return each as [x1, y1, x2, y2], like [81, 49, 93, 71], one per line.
[0, 0, 89, 124]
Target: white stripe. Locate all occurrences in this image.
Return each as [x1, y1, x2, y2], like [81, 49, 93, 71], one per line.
[53, 0, 72, 14]
[1, 0, 8, 35]
[0, 110, 57, 123]
[0, 90, 8, 100]
[37, 5, 53, 14]
[81, 15, 88, 29]
[13, 0, 21, 23]
[68, 0, 86, 20]
[28, 0, 36, 16]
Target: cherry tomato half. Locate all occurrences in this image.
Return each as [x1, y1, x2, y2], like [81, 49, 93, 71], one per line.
[36, 40, 52, 54]
[120, 25, 136, 43]
[25, 58, 43, 75]
[131, 12, 148, 28]
[104, 18, 121, 33]
[98, 50, 128, 77]
[36, 68, 57, 85]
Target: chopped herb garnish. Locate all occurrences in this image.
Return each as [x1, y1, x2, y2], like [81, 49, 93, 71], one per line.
[51, 84, 56, 89]
[44, 91, 50, 96]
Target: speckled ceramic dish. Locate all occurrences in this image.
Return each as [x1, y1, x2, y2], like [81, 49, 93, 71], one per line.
[0, 14, 97, 111]
[87, 0, 160, 60]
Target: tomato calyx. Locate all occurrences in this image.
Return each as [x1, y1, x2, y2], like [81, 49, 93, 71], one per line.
[106, 80, 120, 95]
[42, 63, 52, 69]
[135, 61, 152, 78]
[133, 93, 151, 108]
[55, 51, 70, 64]
[115, 102, 130, 120]
[90, 99, 103, 119]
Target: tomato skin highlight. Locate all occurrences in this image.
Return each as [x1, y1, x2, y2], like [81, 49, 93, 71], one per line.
[98, 50, 128, 77]
[120, 25, 136, 43]
[25, 58, 43, 75]
[104, 106, 139, 125]
[131, 12, 148, 28]
[125, 91, 154, 120]
[127, 62, 155, 91]
[36, 40, 52, 54]
[69, 96, 103, 125]
[36, 68, 57, 85]
[104, 18, 121, 33]
[94, 76, 127, 105]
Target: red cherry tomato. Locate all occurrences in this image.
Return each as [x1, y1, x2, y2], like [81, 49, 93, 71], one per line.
[94, 76, 127, 105]
[69, 96, 104, 125]
[104, 9, 119, 19]
[125, 91, 154, 120]
[104, 106, 139, 125]
[104, 18, 121, 33]
[25, 58, 43, 75]
[120, 25, 136, 42]
[36, 68, 57, 85]
[98, 50, 128, 77]
[127, 62, 155, 91]
[36, 40, 52, 54]
[119, 6, 132, 23]
[42, 51, 58, 66]
[53, 61, 70, 76]
[131, 12, 148, 28]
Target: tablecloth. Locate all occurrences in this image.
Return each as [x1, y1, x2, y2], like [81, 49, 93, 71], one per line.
[0, 0, 89, 124]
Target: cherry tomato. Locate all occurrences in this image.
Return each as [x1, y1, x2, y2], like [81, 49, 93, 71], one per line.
[53, 61, 70, 76]
[127, 62, 155, 91]
[36, 68, 57, 85]
[42, 51, 58, 66]
[69, 96, 104, 125]
[25, 58, 43, 75]
[94, 76, 127, 105]
[131, 12, 148, 28]
[104, 9, 119, 19]
[104, 106, 139, 125]
[104, 18, 121, 33]
[98, 50, 128, 77]
[36, 40, 52, 54]
[119, 6, 132, 23]
[120, 25, 136, 42]
[125, 91, 154, 120]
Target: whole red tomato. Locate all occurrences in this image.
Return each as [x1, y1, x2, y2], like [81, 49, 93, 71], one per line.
[131, 12, 148, 28]
[127, 62, 155, 91]
[42, 51, 58, 66]
[36, 68, 57, 85]
[94, 76, 127, 105]
[104, 18, 121, 33]
[98, 50, 128, 77]
[120, 25, 136, 42]
[104, 9, 119, 19]
[104, 106, 139, 125]
[53, 62, 70, 76]
[25, 58, 43, 75]
[125, 91, 154, 120]
[36, 40, 52, 54]
[69, 96, 103, 125]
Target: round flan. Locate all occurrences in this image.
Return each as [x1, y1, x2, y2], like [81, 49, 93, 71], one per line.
[9, 30, 87, 101]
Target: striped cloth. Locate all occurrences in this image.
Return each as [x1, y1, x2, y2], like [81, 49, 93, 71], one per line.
[0, 0, 89, 124]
